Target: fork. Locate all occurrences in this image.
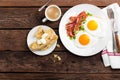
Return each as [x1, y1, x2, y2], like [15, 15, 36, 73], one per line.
[107, 8, 118, 53]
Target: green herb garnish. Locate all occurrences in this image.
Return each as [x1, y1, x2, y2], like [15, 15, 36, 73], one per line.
[69, 37, 73, 40]
[69, 36, 76, 40]
[74, 30, 79, 34]
[80, 25, 85, 31]
[73, 36, 76, 39]
[82, 20, 86, 24]
[87, 12, 93, 16]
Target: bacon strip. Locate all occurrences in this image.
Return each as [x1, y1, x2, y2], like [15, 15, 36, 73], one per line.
[66, 11, 87, 37]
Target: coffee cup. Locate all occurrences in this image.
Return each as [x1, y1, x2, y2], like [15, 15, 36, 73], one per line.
[42, 5, 62, 22]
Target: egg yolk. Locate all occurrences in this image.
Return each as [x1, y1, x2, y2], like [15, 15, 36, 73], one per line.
[79, 34, 90, 45]
[87, 20, 98, 31]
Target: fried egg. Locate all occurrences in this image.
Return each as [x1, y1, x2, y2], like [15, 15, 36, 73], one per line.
[84, 16, 104, 37]
[74, 31, 97, 48]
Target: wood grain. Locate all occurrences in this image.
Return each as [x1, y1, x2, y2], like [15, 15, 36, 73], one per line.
[0, 0, 119, 79]
[0, 73, 120, 80]
[0, 8, 68, 29]
[0, 30, 65, 51]
[0, 0, 119, 7]
[0, 51, 119, 73]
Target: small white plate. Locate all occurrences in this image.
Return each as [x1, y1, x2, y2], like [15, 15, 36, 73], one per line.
[27, 25, 57, 56]
[59, 4, 110, 56]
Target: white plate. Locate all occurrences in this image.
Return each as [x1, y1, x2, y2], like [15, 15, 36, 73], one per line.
[27, 25, 57, 56]
[59, 4, 110, 56]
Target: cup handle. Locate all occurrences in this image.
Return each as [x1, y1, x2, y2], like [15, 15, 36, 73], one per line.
[42, 18, 48, 23]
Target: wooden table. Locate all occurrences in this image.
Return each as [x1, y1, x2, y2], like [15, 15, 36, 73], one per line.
[0, 0, 120, 79]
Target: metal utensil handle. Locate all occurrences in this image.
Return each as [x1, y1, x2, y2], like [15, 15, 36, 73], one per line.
[42, 17, 48, 23]
[115, 32, 120, 53]
[38, 5, 46, 12]
[38, 0, 51, 11]
[112, 31, 118, 53]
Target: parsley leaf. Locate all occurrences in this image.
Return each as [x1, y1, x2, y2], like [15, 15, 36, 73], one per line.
[73, 36, 76, 39]
[82, 20, 86, 24]
[74, 30, 79, 34]
[69, 36, 76, 40]
[87, 12, 93, 16]
[80, 25, 85, 31]
[69, 37, 73, 40]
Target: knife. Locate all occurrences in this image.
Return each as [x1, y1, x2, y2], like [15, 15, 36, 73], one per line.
[114, 23, 119, 53]
[115, 33, 120, 52]
[113, 7, 120, 53]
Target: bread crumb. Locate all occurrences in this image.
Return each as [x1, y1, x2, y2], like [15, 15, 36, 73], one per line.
[53, 54, 62, 62]
[57, 44, 60, 48]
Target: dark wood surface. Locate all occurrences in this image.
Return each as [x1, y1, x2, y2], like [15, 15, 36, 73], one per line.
[0, 0, 120, 80]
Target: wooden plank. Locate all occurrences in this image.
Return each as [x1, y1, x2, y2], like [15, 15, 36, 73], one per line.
[0, 30, 65, 51]
[0, 8, 68, 29]
[0, 51, 119, 73]
[0, 73, 120, 80]
[0, 0, 119, 7]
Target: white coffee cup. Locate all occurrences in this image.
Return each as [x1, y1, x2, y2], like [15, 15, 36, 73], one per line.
[42, 5, 62, 22]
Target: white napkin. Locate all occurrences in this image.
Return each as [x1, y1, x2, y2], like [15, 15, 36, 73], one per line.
[101, 3, 120, 69]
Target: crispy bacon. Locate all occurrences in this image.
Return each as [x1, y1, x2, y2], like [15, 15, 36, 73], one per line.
[74, 17, 81, 31]
[69, 16, 77, 22]
[66, 11, 88, 37]
[66, 23, 75, 37]
[78, 11, 87, 20]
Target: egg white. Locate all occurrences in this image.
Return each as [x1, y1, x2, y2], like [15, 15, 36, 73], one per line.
[83, 16, 104, 38]
[74, 31, 97, 48]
